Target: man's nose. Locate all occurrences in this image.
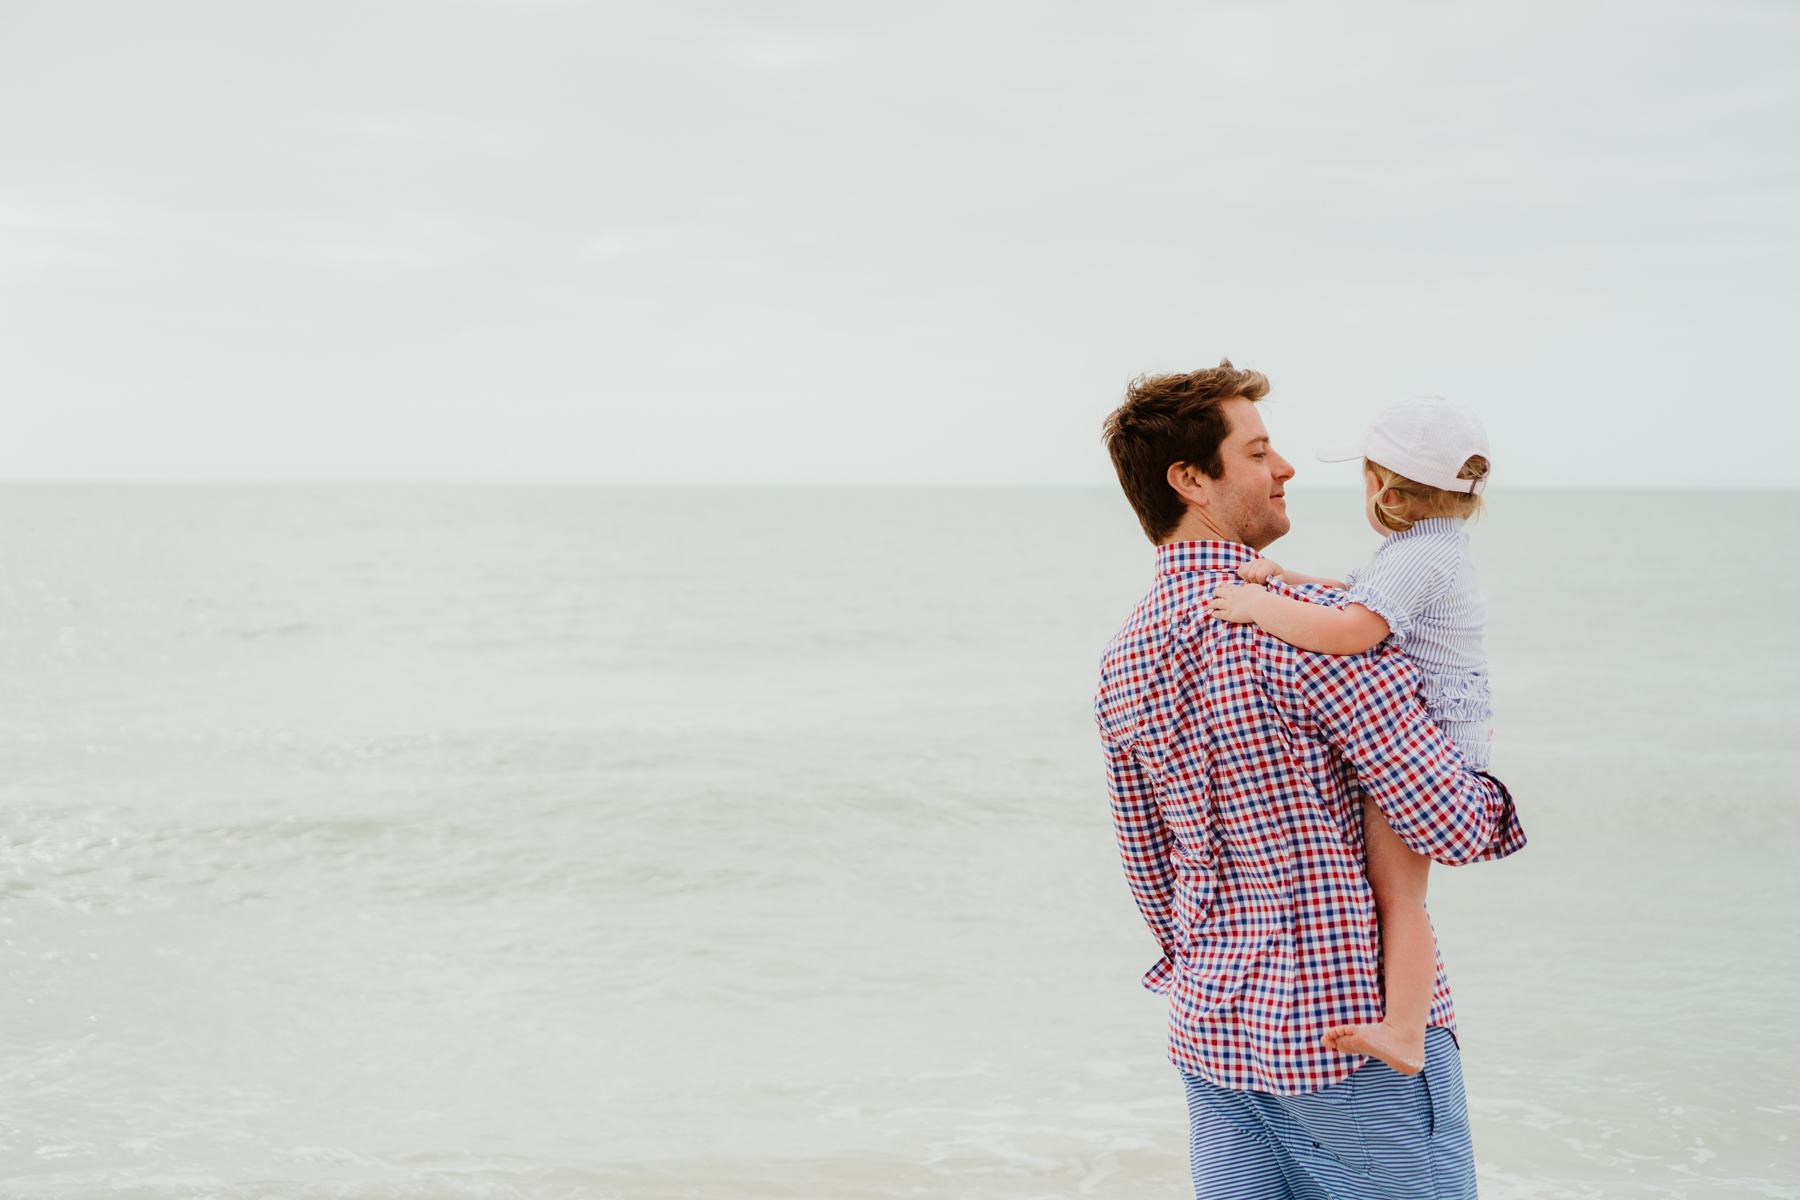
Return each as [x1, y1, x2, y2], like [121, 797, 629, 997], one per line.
[1271, 452, 1296, 481]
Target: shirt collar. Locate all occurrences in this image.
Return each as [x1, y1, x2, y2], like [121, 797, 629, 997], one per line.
[1390, 516, 1465, 541]
[1156, 540, 1260, 576]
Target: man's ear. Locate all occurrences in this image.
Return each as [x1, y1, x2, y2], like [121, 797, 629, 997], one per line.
[1167, 462, 1211, 508]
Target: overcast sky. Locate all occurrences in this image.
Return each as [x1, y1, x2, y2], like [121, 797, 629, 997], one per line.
[1, 0, 1794, 486]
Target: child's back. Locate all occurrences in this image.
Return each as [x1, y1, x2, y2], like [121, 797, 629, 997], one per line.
[1340, 514, 1492, 769]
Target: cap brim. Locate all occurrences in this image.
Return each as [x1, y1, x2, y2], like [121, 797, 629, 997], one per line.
[1315, 438, 1366, 464]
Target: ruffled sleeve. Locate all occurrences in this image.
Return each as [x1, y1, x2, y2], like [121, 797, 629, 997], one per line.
[1343, 533, 1458, 644]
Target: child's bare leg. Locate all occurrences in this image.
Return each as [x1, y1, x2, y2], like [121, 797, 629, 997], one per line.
[1321, 798, 1434, 1074]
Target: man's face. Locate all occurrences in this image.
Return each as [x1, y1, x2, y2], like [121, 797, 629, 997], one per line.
[1209, 398, 1294, 550]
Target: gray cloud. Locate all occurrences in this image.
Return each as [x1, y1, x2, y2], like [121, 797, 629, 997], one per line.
[1, 0, 1794, 484]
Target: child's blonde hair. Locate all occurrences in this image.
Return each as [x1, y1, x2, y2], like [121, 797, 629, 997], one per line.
[1366, 456, 1489, 533]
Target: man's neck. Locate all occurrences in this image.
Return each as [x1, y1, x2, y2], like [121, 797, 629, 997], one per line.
[1160, 508, 1243, 548]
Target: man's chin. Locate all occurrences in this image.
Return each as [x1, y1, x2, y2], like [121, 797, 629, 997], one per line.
[1249, 512, 1292, 551]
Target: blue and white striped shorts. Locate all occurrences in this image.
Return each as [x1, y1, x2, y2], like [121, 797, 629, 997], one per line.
[1180, 1028, 1477, 1199]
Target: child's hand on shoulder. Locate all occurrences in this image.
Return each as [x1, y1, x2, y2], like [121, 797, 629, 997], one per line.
[1238, 558, 1285, 585]
[1207, 582, 1263, 624]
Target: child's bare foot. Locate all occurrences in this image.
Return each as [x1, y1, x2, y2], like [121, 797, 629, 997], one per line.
[1321, 1021, 1426, 1075]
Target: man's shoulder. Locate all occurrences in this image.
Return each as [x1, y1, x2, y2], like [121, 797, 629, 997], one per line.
[1103, 572, 1209, 649]
[1096, 573, 1213, 727]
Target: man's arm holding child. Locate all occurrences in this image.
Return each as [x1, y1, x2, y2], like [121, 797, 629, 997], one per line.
[1311, 647, 1524, 865]
[1208, 558, 1390, 656]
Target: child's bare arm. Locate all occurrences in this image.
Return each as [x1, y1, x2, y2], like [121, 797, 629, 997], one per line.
[1207, 583, 1391, 655]
[1237, 558, 1347, 589]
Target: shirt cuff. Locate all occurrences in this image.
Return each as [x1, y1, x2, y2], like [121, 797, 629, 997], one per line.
[1466, 771, 1527, 862]
[1142, 955, 1175, 995]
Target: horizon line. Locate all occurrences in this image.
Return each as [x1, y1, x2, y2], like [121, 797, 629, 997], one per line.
[0, 479, 1794, 492]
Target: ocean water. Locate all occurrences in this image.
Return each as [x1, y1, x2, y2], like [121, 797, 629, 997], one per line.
[0, 485, 1793, 1200]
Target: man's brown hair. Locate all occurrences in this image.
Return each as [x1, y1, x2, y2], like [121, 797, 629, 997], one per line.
[1102, 359, 1271, 543]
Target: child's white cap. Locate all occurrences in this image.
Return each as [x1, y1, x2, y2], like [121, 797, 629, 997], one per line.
[1316, 396, 1492, 495]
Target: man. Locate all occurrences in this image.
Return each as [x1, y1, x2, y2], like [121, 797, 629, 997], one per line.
[1095, 361, 1523, 1199]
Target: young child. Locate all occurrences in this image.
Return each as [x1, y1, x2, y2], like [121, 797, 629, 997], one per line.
[1205, 395, 1493, 1076]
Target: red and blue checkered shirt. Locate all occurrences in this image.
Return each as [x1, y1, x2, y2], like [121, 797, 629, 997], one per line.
[1097, 540, 1524, 1095]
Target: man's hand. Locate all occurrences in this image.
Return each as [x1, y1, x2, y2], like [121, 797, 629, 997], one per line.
[1207, 581, 1264, 625]
[1238, 558, 1285, 585]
